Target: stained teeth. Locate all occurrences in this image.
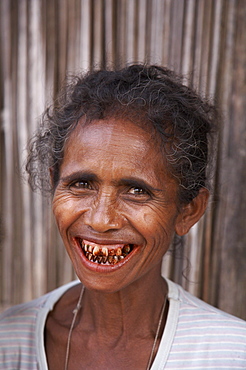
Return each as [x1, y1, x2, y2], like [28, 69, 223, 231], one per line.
[116, 248, 122, 256]
[93, 246, 100, 256]
[97, 256, 103, 264]
[102, 247, 108, 257]
[81, 241, 133, 264]
[123, 245, 131, 254]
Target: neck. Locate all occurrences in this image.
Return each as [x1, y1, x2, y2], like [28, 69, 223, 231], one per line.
[77, 263, 167, 341]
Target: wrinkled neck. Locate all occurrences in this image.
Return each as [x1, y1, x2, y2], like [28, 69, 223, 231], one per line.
[77, 263, 168, 341]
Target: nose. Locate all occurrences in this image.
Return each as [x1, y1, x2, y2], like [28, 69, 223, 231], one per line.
[83, 192, 124, 233]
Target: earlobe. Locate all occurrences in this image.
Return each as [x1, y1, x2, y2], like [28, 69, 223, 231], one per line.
[175, 188, 209, 236]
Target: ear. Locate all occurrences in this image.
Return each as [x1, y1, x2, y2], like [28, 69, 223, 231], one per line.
[175, 188, 209, 236]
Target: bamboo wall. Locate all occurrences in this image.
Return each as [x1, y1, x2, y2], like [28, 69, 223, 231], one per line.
[0, 0, 245, 319]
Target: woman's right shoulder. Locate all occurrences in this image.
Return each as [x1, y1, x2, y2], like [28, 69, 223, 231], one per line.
[0, 294, 49, 369]
[0, 280, 80, 370]
[0, 292, 52, 329]
[0, 280, 80, 325]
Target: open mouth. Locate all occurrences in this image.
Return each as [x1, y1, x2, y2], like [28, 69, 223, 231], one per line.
[78, 239, 134, 265]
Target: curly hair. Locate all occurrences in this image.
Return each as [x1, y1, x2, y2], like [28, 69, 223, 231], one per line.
[26, 64, 219, 204]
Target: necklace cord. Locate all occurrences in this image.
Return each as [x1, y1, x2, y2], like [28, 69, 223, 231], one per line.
[64, 286, 167, 370]
[146, 295, 167, 370]
[64, 286, 85, 370]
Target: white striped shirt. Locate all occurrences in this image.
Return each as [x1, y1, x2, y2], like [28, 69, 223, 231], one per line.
[0, 279, 245, 369]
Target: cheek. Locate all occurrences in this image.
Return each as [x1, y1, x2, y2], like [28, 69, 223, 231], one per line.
[52, 194, 79, 232]
[137, 206, 178, 242]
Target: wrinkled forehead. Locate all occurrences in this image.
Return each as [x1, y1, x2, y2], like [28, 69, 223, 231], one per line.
[62, 117, 169, 175]
[66, 115, 163, 150]
[58, 117, 178, 199]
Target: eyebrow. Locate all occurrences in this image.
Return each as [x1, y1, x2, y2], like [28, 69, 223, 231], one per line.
[60, 171, 98, 184]
[60, 171, 163, 193]
[112, 177, 163, 193]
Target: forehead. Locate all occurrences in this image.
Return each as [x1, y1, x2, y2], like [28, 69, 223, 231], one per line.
[61, 118, 171, 186]
[65, 117, 159, 155]
[76, 118, 151, 152]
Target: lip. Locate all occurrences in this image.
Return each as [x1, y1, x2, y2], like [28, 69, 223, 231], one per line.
[72, 236, 141, 273]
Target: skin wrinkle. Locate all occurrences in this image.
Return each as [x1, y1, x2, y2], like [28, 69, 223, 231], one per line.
[46, 118, 209, 369]
[26, 65, 218, 205]
[28, 65, 215, 369]
[88, 191, 122, 232]
[54, 118, 183, 290]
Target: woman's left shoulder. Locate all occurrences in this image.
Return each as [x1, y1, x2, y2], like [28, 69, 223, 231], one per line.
[167, 279, 246, 330]
[179, 284, 246, 330]
[160, 280, 246, 370]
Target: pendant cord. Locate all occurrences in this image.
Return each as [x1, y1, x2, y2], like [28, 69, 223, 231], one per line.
[64, 286, 167, 370]
[146, 295, 167, 370]
[64, 286, 85, 370]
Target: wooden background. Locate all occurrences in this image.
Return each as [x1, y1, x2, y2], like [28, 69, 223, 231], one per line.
[0, 0, 245, 319]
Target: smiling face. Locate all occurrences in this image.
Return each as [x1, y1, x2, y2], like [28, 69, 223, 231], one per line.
[52, 118, 192, 292]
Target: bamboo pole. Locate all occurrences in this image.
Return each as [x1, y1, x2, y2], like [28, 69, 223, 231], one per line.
[1, 0, 246, 318]
[92, 0, 104, 67]
[1, 0, 15, 307]
[16, 0, 33, 303]
[104, 0, 116, 68]
[168, 0, 184, 72]
[28, 0, 47, 298]
[136, 0, 148, 62]
[80, 0, 92, 71]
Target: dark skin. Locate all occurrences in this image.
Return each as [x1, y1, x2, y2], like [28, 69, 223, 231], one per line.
[45, 267, 169, 369]
[45, 118, 209, 369]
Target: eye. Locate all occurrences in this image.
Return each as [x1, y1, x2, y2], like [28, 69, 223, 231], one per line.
[128, 187, 148, 196]
[69, 180, 92, 190]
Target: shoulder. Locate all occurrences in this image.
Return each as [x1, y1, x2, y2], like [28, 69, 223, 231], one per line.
[0, 280, 78, 325]
[177, 281, 246, 330]
[167, 278, 246, 328]
[0, 294, 49, 369]
[0, 294, 50, 337]
[0, 280, 79, 369]
[164, 279, 246, 368]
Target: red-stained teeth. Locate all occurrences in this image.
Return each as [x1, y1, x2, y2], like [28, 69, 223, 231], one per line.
[116, 248, 122, 256]
[102, 247, 108, 257]
[80, 240, 132, 265]
[123, 245, 131, 254]
[92, 246, 100, 256]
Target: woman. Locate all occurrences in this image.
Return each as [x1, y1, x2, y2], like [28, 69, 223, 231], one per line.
[0, 65, 245, 369]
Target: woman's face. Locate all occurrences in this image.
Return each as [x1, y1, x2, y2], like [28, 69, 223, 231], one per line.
[52, 118, 184, 292]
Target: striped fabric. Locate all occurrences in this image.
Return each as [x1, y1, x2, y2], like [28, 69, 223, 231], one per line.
[153, 280, 246, 369]
[0, 279, 245, 369]
[0, 282, 78, 370]
[0, 303, 40, 369]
